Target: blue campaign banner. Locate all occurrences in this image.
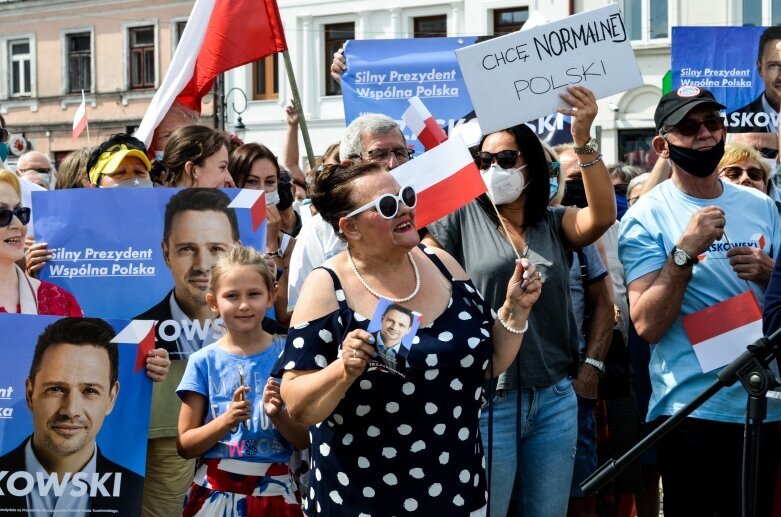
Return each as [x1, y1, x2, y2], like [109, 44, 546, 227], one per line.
[672, 26, 772, 132]
[33, 188, 266, 320]
[341, 37, 574, 150]
[342, 37, 478, 154]
[0, 314, 151, 515]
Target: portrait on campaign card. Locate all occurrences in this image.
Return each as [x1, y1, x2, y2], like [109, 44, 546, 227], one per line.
[364, 298, 422, 377]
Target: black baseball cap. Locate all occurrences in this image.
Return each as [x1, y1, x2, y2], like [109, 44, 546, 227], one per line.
[654, 86, 726, 132]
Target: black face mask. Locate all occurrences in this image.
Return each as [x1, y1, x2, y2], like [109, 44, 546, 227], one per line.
[666, 138, 725, 178]
[277, 173, 294, 211]
[562, 179, 588, 208]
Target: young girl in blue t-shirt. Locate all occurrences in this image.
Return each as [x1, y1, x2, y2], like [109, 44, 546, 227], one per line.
[176, 243, 308, 516]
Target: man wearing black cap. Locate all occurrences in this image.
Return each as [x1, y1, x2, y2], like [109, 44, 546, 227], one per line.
[618, 86, 781, 516]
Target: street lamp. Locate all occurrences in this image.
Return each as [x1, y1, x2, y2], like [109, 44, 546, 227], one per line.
[225, 87, 248, 132]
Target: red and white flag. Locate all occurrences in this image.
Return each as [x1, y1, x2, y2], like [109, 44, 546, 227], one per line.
[135, 0, 287, 146]
[228, 189, 267, 232]
[682, 290, 763, 372]
[111, 320, 156, 373]
[72, 90, 87, 140]
[402, 96, 448, 151]
[392, 134, 486, 228]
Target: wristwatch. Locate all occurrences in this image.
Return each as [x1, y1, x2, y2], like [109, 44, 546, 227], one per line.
[671, 246, 698, 268]
[573, 137, 599, 155]
[266, 248, 283, 258]
[584, 357, 605, 376]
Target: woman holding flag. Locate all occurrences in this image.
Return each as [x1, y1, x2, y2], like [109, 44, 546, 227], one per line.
[273, 161, 542, 515]
[424, 85, 616, 517]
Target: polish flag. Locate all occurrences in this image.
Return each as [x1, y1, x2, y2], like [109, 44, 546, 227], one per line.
[72, 91, 87, 140]
[682, 290, 763, 372]
[228, 189, 267, 232]
[134, 0, 287, 146]
[112, 320, 156, 373]
[392, 134, 486, 228]
[403, 96, 447, 150]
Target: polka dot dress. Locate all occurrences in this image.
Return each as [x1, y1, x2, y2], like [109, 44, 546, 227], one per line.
[272, 246, 495, 516]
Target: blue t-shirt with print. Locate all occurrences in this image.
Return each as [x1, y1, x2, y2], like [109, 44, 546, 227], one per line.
[177, 336, 293, 463]
[619, 179, 781, 424]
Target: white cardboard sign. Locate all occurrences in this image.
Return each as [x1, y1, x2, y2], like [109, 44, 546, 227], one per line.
[455, 4, 642, 134]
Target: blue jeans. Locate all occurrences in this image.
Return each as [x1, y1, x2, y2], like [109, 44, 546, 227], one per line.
[480, 376, 578, 517]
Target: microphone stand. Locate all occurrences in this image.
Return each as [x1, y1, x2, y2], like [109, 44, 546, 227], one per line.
[580, 327, 781, 517]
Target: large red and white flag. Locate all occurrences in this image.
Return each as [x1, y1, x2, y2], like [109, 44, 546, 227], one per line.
[135, 0, 287, 146]
[72, 90, 87, 140]
[682, 290, 763, 372]
[392, 134, 486, 228]
[402, 96, 447, 151]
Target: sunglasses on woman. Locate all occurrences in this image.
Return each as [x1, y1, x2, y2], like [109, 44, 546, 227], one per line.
[719, 166, 765, 182]
[346, 185, 417, 219]
[0, 207, 31, 227]
[475, 150, 521, 170]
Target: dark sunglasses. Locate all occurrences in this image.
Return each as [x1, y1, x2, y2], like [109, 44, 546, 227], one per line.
[0, 207, 31, 227]
[476, 150, 521, 170]
[758, 147, 779, 160]
[346, 185, 417, 219]
[720, 166, 765, 182]
[667, 117, 724, 137]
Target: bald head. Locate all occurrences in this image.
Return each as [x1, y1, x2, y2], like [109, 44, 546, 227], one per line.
[17, 151, 54, 189]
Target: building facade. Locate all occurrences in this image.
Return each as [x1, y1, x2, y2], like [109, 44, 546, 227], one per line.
[0, 0, 777, 169]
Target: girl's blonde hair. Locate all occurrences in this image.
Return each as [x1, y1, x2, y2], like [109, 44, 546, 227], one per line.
[208, 243, 275, 295]
[0, 169, 21, 197]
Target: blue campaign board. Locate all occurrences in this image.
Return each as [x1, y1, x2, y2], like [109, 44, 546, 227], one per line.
[672, 26, 772, 131]
[0, 314, 151, 515]
[341, 36, 573, 149]
[33, 188, 266, 321]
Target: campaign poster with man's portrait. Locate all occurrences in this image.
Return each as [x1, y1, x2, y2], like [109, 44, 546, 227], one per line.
[672, 26, 781, 132]
[33, 188, 268, 359]
[365, 298, 422, 378]
[0, 313, 152, 516]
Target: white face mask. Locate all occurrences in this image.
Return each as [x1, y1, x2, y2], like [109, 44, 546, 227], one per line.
[265, 190, 280, 206]
[481, 164, 528, 205]
[763, 157, 778, 178]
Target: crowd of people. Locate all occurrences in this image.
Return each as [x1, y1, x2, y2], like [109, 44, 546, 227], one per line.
[2, 57, 781, 517]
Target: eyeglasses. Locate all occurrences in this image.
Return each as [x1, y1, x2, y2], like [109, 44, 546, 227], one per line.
[628, 196, 640, 206]
[18, 167, 51, 175]
[346, 185, 417, 219]
[664, 116, 724, 137]
[720, 166, 765, 182]
[757, 147, 779, 160]
[0, 207, 31, 227]
[475, 150, 522, 170]
[357, 147, 414, 164]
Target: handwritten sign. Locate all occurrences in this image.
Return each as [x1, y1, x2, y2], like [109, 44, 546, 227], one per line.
[455, 4, 642, 133]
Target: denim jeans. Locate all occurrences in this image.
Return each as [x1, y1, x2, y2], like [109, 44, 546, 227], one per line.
[570, 395, 597, 498]
[480, 376, 578, 517]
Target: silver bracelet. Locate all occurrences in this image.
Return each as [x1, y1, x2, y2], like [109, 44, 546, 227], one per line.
[497, 312, 529, 335]
[577, 153, 603, 168]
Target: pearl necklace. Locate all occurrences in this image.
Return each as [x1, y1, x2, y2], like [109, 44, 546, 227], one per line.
[347, 248, 420, 303]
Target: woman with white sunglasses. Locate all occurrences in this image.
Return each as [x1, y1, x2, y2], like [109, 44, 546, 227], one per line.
[272, 161, 542, 515]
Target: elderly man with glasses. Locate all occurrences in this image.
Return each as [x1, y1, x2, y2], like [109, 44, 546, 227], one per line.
[287, 114, 412, 315]
[618, 86, 781, 516]
[17, 151, 55, 190]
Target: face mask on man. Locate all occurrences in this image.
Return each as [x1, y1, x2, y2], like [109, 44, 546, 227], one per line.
[562, 179, 587, 208]
[666, 138, 725, 178]
[614, 183, 628, 220]
[481, 164, 528, 205]
[549, 178, 559, 200]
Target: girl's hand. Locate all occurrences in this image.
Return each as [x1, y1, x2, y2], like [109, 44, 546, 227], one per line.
[557, 86, 598, 144]
[221, 386, 252, 428]
[340, 329, 376, 379]
[145, 348, 171, 382]
[505, 258, 542, 311]
[263, 377, 283, 416]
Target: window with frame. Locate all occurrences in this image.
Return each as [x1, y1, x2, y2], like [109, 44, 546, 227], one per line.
[175, 20, 187, 48]
[414, 15, 447, 38]
[493, 7, 528, 36]
[67, 33, 91, 94]
[325, 22, 355, 96]
[624, 0, 668, 41]
[9, 39, 32, 97]
[253, 53, 279, 100]
[743, 0, 781, 25]
[129, 26, 155, 89]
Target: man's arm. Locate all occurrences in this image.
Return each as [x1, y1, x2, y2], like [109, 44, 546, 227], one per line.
[576, 274, 616, 399]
